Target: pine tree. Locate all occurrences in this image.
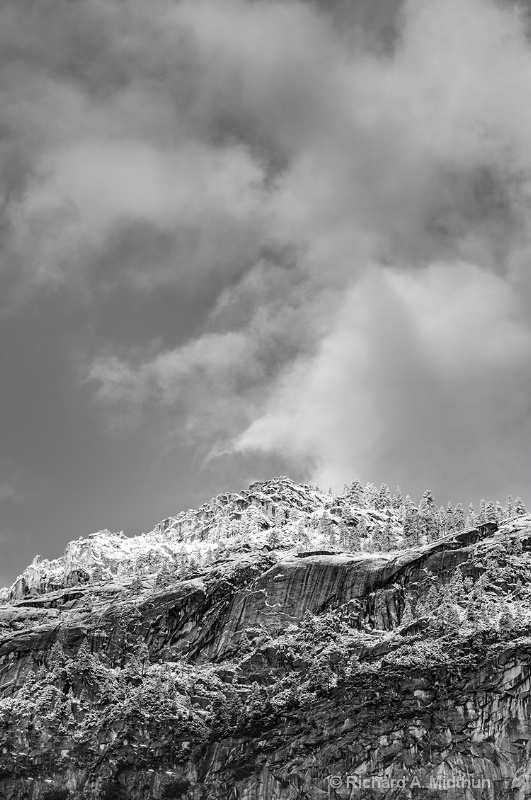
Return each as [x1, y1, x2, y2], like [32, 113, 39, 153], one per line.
[267, 526, 280, 549]
[348, 525, 361, 552]
[383, 518, 393, 550]
[338, 521, 349, 550]
[346, 480, 364, 507]
[375, 484, 392, 511]
[444, 604, 461, 632]
[515, 497, 527, 515]
[48, 640, 66, 672]
[134, 642, 150, 676]
[438, 507, 448, 537]
[466, 504, 477, 528]
[176, 550, 188, 576]
[478, 499, 486, 524]
[418, 490, 438, 542]
[444, 502, 454, 533]
[188, 554, 199, 572]
[355, 519, 367, 550]
[498, 600, 515, 632]
[371, 524, 384, 552]
[453, 503, 465, 531]
[363, 483, 378, 509]
[328, 523, 338, 550]
[238, 630, 252, 653]
[92, 565, 103, 583]
[319, 511, 332, 541]
[274, 506, 286, 529]
[156, 563, 172, 589]
[424, 584, 439, 613]
[403, 500, 419, 547]
[449, 567, 466, 604]
[401, 599, 414, 627]
[392, 487, 403, 510]
[485, 500, 497, 524]
[495, 502, 504, 523]
[506, 495, 515, 519]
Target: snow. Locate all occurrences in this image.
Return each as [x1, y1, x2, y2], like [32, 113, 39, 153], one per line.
[5, 476, 529, 601]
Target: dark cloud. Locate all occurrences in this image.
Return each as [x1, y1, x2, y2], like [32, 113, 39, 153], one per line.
[1, 0, 531, 584]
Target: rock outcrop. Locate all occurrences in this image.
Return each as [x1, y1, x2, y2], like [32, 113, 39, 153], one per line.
[1, 478, 530, 799]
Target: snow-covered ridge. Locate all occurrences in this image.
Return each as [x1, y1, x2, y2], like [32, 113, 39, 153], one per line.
[4, 478, 332, 601]
[153, 476, 330, 538]
[3, 477, 528, 603]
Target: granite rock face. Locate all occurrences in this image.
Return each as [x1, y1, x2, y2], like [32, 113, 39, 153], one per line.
[1, 479, 531, 799]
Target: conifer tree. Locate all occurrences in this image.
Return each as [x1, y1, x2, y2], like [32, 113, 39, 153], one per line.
[506, 495, 515, 519]
[498, 600, 515, 632]
[188, 554, 199, 572]
[328, 524, 338, 550]
[401, 599, 414, 627]
[156, 563, 172, 589]
[444, 603, 461, 632]
[355, 518, 367, 550]
[453, 503, 465, 531]
[438, 507, 447, 537]
[421, 584, 439, 615]
[392, 487, 403, 510]
[371, 524, 384, 552]
[135, 642, 150, 677]
[375, 484, 392, 511]
[348, 525, 361, 552]
[485, 500, 497, 524]
[418, 490, 438, 542]
[363, 483, 378, 509]
[403, 501, 419, 547]
[338, 521, 349, 550]
[478, 499, 486, 524]
[274, 506, 286, 529]
[515, 497, 527, 515]
[48, 640, 66, 672]
[446, 502, 455, 532]
[319, 511, 332, 541]
[267, 526, 280, 549]
[466, 504, 477, 528]
[346, 480, 365, 507]
[383, 518, 393, 550]
[449, 567, 466, 604]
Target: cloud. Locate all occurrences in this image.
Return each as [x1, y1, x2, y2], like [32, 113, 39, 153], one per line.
[9, 139, 266, 293]
[236, 264, 531, 499]
[2, 0, 531, 502]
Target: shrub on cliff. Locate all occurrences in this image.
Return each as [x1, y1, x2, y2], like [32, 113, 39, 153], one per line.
[42, 789, 70, 800]
[161, 777, 191, 798]
[100, 782, 127, 800]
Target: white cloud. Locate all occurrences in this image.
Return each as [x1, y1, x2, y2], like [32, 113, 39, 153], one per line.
[3, 0, 531, 501]
[235, 264, 531, 499]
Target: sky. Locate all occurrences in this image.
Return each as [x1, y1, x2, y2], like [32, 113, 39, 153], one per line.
[1, 0, 531, 588]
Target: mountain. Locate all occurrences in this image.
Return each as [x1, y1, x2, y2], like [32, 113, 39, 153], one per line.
[1, 477, 531, 799]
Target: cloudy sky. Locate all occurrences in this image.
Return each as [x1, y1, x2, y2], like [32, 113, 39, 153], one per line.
[1, 0, 531, 587]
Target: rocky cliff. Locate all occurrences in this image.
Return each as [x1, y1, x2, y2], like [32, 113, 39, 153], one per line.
[1, 478, 531, 799]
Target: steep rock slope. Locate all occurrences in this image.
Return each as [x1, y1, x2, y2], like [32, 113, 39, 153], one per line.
[0, 479, 530, 799]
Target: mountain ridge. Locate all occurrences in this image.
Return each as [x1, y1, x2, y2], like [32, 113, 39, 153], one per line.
[1, 477, 531, 799]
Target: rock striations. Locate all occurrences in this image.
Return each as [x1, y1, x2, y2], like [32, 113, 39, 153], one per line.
[1, 477, 531, 799]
